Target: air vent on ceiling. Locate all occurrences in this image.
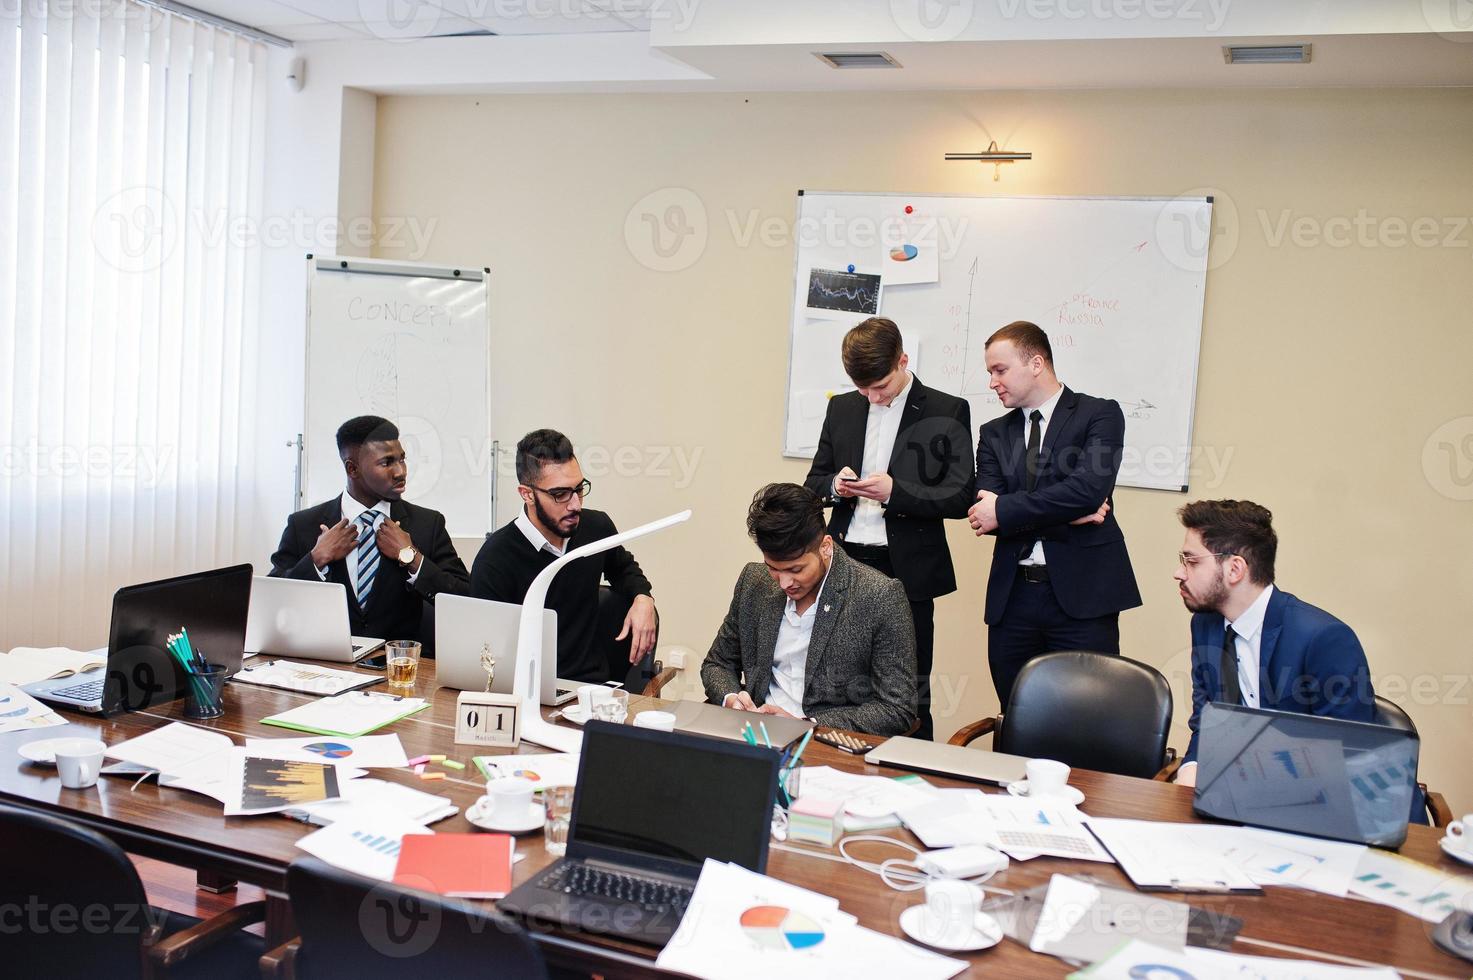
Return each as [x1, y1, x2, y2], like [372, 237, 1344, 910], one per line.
[815, 52, 902, 69]
[1222, 44, 1311, 65]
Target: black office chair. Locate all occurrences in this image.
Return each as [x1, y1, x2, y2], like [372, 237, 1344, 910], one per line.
[949, 651, 1175, 779]
[267, 857, 547, 979]
[0, 804, 264, 980]
[1371, 696, 1452, 827]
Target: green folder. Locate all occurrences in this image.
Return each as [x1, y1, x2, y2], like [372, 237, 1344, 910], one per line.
[260, 693, 430, 738]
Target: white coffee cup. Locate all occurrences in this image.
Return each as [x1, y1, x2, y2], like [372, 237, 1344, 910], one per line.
[1022, 758, 1071, 798]
[485, 776, 535, 822]
[1446, 814, 1473, 853]
[921, 879, 989, 944]
[632, 710, 676, 732]
[54, 738, 107, 790]
[576, 685, 613, 716]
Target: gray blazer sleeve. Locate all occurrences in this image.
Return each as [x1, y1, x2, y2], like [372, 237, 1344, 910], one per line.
[700, 569, 750, 703]
[810, 576, 917, 736]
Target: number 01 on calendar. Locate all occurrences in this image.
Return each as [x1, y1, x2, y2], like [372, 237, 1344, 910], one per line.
[454, 690, 521, 748]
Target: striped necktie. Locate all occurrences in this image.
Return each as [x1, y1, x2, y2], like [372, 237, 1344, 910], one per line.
[355, 511, 380, 608]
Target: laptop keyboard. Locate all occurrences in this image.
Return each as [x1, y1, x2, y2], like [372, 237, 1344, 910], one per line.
[538, 864, 692, 914]
[47, 679, 105, 700]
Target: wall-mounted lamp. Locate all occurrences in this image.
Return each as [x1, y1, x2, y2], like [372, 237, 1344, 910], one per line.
[945, 141, 1032, 181]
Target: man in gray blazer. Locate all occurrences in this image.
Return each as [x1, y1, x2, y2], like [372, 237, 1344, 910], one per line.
[701, 482, 918, 736]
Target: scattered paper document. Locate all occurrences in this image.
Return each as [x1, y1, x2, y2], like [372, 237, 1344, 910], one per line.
[246, 734, 409, 769]
[229, 755, 341, 816]
[283, 777, 458, 827]
[1348, 848, 1473, 923]
[1220, 827, 1366, 897]
[474, 752, 581, 789]
[0, 647, 106, 686]
[1085, 818, 1261, 893]
[107, 722, 238, 803]
[1073, 938, 1399, 979]
[657, 859, 964, 980]
[798, 766, 937, 819]
[900, 790, 1112, 862]
[297, 813, 434, 881]
[233, 659, 381, 696]
[0, 682, 67, 734]
[261, 691, 429, 737]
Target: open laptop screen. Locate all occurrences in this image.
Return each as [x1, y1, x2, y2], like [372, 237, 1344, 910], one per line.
[569, 721, 778, 874]
[1194, 702, 1419, 848]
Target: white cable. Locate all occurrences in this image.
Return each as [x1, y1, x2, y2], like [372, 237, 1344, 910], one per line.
[835, 835, 1012, 894]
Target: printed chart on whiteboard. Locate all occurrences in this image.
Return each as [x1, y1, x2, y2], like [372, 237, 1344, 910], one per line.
[783, 192, 1214, 491]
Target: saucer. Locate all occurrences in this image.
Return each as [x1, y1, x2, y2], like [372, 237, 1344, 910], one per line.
[1006, 780, 1084, 805]
[559, 705, 590, 726]
[466, 797, 545, 834]
[1440, 837, 1473, 867]
[898, 906, 1003, 952]
[17, 738, 74, 766]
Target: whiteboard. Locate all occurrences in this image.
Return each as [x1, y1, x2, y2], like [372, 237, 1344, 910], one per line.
[783, 192, 1213, 491]
[305, 257, 491, 535]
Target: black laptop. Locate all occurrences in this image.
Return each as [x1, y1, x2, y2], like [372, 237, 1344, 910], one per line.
[498, 720, 780, 946]
[1193, 702, 1420, 848]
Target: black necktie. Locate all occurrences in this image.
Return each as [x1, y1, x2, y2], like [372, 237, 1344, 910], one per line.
[1024, 409, 1043, 491]
[1220, 624, 1242, 705]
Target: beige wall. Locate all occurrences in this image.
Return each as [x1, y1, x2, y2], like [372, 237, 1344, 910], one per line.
[372, 88, 1473, 813]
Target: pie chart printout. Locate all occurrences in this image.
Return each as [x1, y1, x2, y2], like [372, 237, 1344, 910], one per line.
[303, 741, 354, 759]
[738, 905, 826, 951]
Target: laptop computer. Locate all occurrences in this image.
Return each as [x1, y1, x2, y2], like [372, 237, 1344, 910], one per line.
[864, 735, 1031, 785]
[498, 720, 779, 946]
[434, 593, 578, 706]
[669, 700, 814, 750]
[244, 576, 385, 662]
[24, 564, 253, 715]
[1193, 702, 1420, 848]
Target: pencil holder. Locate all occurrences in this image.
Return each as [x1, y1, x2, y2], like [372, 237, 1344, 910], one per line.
[778, 759, 804, 809]
[183, 663, 227, 719]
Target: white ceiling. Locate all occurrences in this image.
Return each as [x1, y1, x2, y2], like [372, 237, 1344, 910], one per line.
[195, 0, 1473, 90]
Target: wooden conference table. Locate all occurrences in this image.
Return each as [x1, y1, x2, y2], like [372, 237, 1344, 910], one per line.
[1, 659, 1468, 979]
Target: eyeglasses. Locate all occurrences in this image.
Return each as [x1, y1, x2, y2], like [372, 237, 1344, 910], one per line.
[1177, 551, 1232, 568]
[528, 479, 591, 505]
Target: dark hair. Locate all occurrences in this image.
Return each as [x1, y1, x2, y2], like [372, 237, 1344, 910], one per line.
[841, 317, 904, 386]
[336, 416, 399, 458]
[516, 428, 575, 485]
[984, 320, 1053, 366]
[1178, 499, 1277, 586]
[746, 483, 826, 560]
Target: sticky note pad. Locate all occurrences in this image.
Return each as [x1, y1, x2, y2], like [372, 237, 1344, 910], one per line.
[428, 754, 446, 762]
[419, 771, 446, 781]
[440, 759, 465, 770]
[407, 755, 430, 766]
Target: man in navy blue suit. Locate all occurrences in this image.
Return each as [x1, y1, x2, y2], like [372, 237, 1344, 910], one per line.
[968, 321, 1142, 709]
[1172, 499, 1375, 787]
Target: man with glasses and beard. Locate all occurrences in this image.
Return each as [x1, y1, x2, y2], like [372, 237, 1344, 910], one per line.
[1172, 499, 1375, 788]
[471, 428, 659, 683]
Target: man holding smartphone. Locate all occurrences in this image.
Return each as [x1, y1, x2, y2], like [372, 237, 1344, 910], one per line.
[803, 318, 974, 739]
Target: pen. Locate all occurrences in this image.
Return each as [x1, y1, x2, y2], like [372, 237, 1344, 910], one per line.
[741, 722, 757, 746]
[759, 721, 773, 748]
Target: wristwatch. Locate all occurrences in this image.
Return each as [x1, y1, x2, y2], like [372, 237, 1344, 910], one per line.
[397, 545, 418, 567]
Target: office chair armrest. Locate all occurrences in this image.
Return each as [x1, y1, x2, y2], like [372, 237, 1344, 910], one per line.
[642, 664, 679, 698]
[145, 900, 267, 976]
[947, 716, 997, 747]
[258, 938, 301, 979]
[1153, 748, 1183, 782]
[1425, 785, 1453, 828]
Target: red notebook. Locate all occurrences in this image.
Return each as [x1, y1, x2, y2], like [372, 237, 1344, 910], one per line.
[392, 833, 514, 898]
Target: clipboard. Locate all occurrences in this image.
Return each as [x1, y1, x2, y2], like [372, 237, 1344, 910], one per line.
[1085, 822, 1264, 895]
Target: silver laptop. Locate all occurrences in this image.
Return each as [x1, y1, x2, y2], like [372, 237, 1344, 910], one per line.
[865, 736, 1031, 785]
[244, 577, 384, 662]
[670, 701, 814, 749]
[435, 594, 578, 706]
[26, 564, 253, 714]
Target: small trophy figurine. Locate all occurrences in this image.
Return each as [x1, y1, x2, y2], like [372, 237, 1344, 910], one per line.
[479, 643, 496, 693]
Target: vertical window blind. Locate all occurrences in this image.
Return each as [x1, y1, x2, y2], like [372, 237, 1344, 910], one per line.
[1, 0, 267, 648]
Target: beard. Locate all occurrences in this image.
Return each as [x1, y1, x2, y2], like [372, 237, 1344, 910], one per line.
[1180, 568, 1229, 614]
[533, 494, 580, 540]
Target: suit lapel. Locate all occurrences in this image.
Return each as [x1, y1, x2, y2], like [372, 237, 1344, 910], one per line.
[1037, 386, 1077, 480]
[841, 392, 868, 472]
[1003, 409, 1027, 490]
[1257, 588, 1287, 704]
[321, 497, 355, 591]
[752, 586, 786, 701]
[886, 376, 927, 472]
[803, 549, 852, 698]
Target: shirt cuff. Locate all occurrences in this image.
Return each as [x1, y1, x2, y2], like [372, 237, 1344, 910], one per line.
[406, 561, 422, 585]
[314, 563, 329, 580]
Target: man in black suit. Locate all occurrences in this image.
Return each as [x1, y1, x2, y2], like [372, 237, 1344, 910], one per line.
[968, 321, 1141, 708]
[804, 317, 973, 739]
[269, 415, 471, 646]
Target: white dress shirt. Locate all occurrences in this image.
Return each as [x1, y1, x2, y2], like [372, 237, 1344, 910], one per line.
[1223, 583, 1274, 709]
[515, 506, 566, 557]
[843, 374, 914, 546]
[766, 568, 831, 718]
[1018, 384, 1064, 566]
[316, 492, 419, 589]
